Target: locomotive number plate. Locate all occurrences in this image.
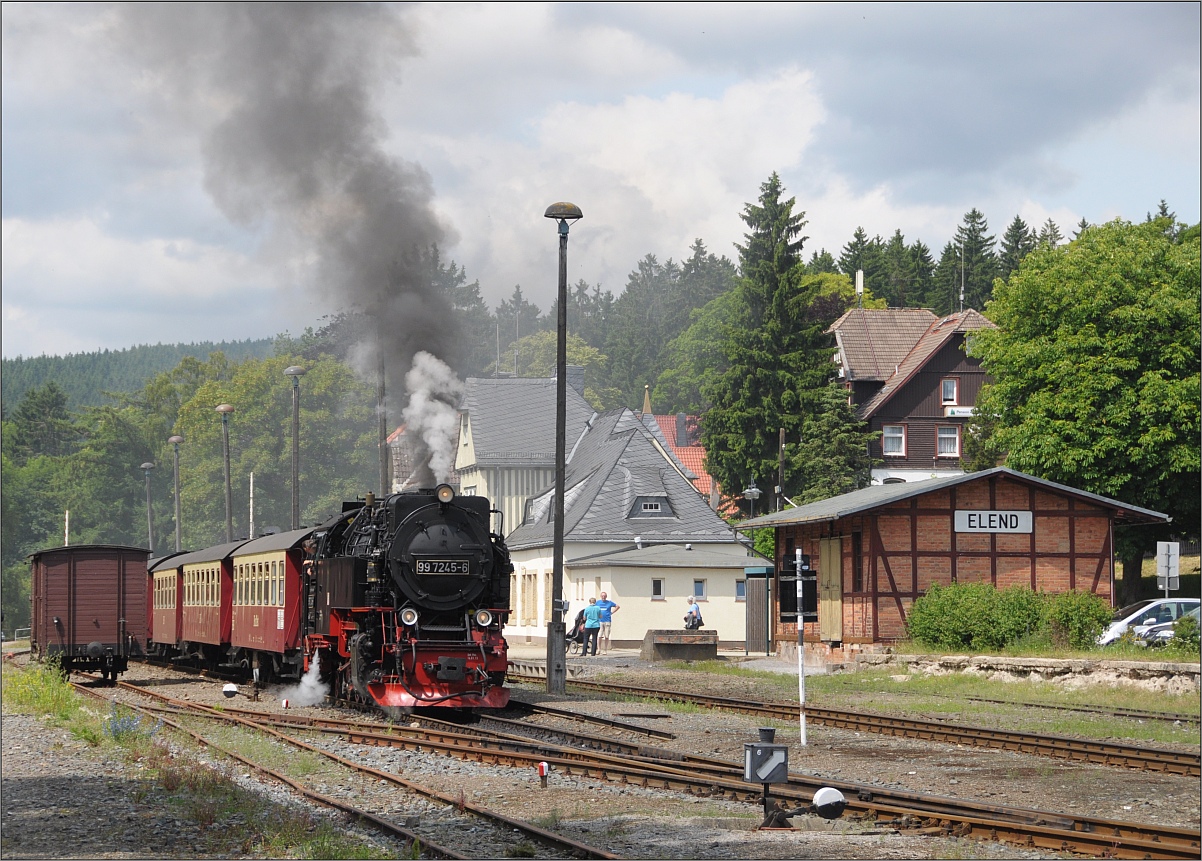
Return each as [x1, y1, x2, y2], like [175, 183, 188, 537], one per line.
[416, 559, 470, 575]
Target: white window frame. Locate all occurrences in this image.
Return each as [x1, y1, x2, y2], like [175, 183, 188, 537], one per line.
[735, 579, 746, 602]
[692, 579, 707, 601]
[937, 425, 961, 458]
[941, 377, 959, 406]
[651, 578, 665, 601]
[882, 424, 906, 457]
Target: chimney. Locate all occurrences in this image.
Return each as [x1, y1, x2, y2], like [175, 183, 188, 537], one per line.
[675, 412, 687, 447]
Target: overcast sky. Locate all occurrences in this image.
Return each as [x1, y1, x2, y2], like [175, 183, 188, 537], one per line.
[3, 2, 1198, 360]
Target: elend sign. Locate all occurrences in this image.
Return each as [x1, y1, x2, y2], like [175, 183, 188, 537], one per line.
[954, 510, 1033, 533]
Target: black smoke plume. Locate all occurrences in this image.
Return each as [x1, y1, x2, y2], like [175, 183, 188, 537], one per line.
[114, 4, 460, 485]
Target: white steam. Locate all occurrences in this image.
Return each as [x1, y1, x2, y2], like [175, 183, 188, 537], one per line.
[402, 351, 464, 485]
[274, 651, 326, 708]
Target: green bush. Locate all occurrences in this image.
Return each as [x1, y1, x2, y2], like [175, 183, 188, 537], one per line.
[907, 582, 1110, 653]
[1045, 590, 1112, 650]
[906, 582, 1009, 651]
[1166, 614, 1201, 657]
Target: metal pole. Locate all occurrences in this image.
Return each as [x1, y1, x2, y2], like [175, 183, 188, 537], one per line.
[291, 375, 301, 529]
[796, 547, 807, 746]
[169, 436, 184, 552]
[548, 220, 570, 695]
[777, 427, 785, 512]
[542, 202, 581, 696]
[141, 463, 155, 550]
[217, 405, 234, 543]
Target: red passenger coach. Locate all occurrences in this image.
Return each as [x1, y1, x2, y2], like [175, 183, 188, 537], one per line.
[147, 551, 184, 659]
[151, 540, 245, 668]
[230, 527, 313, 683]
[30, 544, 149, 681]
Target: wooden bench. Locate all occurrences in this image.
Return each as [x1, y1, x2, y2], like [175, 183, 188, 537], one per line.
[640, 629, 719, 662]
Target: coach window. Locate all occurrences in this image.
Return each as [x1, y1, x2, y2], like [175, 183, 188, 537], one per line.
[651, 578, 664, 601]
[882, 425, 906, 457]
[941, 378, 959, 406]
[937, 425, 961, 458]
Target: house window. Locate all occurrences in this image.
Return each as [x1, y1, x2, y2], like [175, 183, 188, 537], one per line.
[735, 580, 746, 602]
[630, 496, 674, 517]
[937, 425, 961, 457]
[693, 579, 707, 601]
[642, 502, 661, 513]
[882, 425, 906, 456]
[941, 378, 959, 406]
[651, 578, 665, 601]
[462, 485, 476, 496]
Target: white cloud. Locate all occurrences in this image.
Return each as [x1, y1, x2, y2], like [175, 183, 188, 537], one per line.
[1, 217, 316, 357]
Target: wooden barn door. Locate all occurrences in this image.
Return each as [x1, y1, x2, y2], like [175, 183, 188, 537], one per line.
[818, 537, 843, 641]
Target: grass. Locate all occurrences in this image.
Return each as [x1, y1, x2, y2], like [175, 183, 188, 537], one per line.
[2, 660, 400, 859]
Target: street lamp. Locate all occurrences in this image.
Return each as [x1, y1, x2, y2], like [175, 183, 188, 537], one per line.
[168, 435, 184, 552]
[141, 462, 155, 551]
[743, 479, 762, 520]
[284, 366, 306, 530]
[216, 404, 235, 543]
[544, 200, 583, 696]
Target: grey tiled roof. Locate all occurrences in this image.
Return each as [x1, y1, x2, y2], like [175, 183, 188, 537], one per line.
[568, 543, 763, 569]
[739, 467, 1169, 529]
[459, 377, 595, 466]
[828, 308, 937, 382]
[506, 408, 743, 551]
[855, 309, 995, 420]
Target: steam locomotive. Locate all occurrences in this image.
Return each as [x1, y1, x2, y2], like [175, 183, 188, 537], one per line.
[304, 484, 513, 716]
[34, 484, 516, 714]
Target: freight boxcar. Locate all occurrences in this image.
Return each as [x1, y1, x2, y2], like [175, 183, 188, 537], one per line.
[30, 544, 150, 681]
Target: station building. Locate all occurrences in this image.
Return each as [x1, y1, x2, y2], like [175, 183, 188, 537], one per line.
[741, 467, 1170, 663]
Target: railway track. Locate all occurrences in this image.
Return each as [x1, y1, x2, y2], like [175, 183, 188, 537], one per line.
[74, 679, 617, 860]
[507, 672, 1201, 777]
[158, 698, 1202, 860]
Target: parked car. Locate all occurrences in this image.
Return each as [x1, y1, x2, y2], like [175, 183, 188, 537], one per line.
[1098, 598, 1201, 646]
[1137, 606, 1201, 646]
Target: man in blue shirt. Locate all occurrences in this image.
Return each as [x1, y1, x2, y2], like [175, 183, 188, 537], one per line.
[595, 591, 620, 655]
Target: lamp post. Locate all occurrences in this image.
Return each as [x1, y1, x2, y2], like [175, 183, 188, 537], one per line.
[140, 462, 155, 551]
[168, 435, 184, 552]
[216, 404, 235, 543]
[543, 200, 583, 695]
[743, 479, 762, 520]
[743, 479, 762, 550]
[284, 366, 306, 530]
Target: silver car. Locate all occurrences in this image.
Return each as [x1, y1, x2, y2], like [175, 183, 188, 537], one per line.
[1097, 598, 1201, 646]
[1137, 605, 1201, 645]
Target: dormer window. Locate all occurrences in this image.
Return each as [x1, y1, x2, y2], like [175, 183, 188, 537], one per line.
[630, 496, 674, 518]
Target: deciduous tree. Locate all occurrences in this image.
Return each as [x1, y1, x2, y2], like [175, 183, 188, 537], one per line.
[969, 216, 1201, 603]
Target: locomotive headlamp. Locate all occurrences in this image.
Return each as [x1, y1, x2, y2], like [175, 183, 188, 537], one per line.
[474, 609, 494, 628]
[436, 484, 455, 504]
[400, 607, 419, 626]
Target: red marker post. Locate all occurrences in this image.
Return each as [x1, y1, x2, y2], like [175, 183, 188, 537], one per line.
[538, 761, 550, 788]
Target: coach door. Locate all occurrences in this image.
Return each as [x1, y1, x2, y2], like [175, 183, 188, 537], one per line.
[818, 537, 843, 642]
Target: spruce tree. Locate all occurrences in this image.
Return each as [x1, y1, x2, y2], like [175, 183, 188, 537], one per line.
[908, 240, 935, 308]
[838, 227, 886, 297]
[998, 215, 1036, 282]
[1037, 218, 1063, 248]
[806, 248, 839, 275]
[701, 173, 856, 505]
[951, 208, 998, 310]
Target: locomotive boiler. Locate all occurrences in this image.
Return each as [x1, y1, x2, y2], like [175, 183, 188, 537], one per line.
[305, 484, 512, 716]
